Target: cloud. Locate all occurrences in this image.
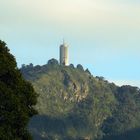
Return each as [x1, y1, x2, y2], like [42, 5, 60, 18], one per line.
[0, 0, 140, 27]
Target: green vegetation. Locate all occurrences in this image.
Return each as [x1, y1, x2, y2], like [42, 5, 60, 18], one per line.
[21, 59, 140, 140]
[0, 40, 37, 140]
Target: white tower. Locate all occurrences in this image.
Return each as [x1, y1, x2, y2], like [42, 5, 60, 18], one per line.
[60, 41, 69, 66]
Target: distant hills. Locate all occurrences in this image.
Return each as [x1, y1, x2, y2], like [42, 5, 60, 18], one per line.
[21, 59, 140, 140]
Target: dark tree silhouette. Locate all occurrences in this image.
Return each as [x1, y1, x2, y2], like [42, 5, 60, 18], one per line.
[0, 40, 37, 140]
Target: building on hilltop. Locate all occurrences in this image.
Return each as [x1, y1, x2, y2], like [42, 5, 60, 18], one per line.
[60, 40, 69, 66]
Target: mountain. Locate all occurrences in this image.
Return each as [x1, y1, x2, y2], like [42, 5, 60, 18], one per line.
[21, 59, 140, 140]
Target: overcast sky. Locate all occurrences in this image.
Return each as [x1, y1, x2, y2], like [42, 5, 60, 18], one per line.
[0, 0, 140, 87]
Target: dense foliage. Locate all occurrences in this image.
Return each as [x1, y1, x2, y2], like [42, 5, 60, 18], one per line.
[21, 59, 140, 140]
[0, 40, 37, 140]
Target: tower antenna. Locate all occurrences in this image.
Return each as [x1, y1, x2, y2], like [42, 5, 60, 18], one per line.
[63, 38, 65, 45]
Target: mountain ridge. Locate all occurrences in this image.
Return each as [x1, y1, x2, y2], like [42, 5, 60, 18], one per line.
[21, 59, 140, 140]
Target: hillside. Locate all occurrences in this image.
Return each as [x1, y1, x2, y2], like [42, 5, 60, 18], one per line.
[21, 59, 140, 140]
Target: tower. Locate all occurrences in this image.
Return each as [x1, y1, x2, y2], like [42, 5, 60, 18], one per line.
[60, 40, 69, 66]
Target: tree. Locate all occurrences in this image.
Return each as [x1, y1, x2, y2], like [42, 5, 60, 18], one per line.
[0, 40, 37, 140]
[77, 64, 84, 71]
[69, 64, 75, 69]
[85, 68, 91, 75]
[48, 58, 59, 65]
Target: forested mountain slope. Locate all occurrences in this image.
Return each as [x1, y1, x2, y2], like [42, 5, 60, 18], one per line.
[21, 59, 140, 140]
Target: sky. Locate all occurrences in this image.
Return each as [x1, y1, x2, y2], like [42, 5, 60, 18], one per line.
[0, 0, 140, 87]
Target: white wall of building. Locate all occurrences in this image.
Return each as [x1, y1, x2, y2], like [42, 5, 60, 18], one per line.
[60, 43, 69, 66]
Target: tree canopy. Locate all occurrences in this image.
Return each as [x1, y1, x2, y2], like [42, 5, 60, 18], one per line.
[0, 40, 37, 140]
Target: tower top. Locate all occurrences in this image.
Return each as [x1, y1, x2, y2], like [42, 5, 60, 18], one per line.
[61, 39, 68, 47]
[63, 38, 65, 45]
